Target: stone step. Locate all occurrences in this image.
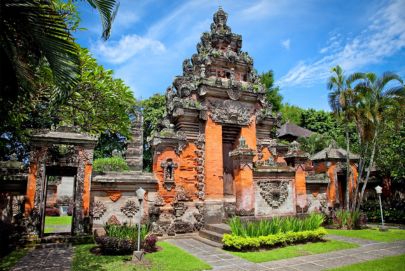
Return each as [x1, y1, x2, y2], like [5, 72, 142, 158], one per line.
[204, 223, 231, 235]
[192, 236, 223, 248]
[199, 229, 224, 244]
[36, 242, 72, 249]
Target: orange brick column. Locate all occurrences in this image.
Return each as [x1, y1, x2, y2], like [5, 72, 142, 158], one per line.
[204, 116, 224, 199]
[295, 166, 307, 209]
[82, 164, 92, 216]
[25, 163, 38, 214]
[233, 164, 255, 212]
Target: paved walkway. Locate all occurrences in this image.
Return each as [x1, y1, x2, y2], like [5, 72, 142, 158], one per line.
[11, 245, 73, 271]
[168, 235, 405, 271]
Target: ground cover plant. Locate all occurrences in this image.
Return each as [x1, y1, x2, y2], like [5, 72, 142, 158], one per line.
[95, 224, 154, 255]
[223, 213, 326, 250]
[229, 239, 358, 263]
[327, 228, 405, 242]
[327, 254, 405, 271]
[0, 247, 31, 271]
[73, 241, 212, 271]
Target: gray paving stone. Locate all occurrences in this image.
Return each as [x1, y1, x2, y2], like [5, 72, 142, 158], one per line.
[293, 263, 323, 271]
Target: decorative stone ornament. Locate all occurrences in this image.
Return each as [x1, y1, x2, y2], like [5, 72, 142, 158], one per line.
[209, 100, 252, 126]
[92, 201, 107, 219]
[257, 180, 289, 208]
[160, 159, 178, 191]
[121, 200, 139, 218]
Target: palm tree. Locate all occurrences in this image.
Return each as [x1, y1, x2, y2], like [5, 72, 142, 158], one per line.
[349, 72, 405, 211]
[0, 0, 118, 128]
[327, 65, 353, 210]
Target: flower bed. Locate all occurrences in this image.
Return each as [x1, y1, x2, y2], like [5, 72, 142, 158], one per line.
[95, 224, 157, 255]
[223, 213, 326, 250]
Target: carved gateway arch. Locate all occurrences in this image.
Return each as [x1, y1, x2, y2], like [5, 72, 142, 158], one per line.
[25, 127, 98, 237]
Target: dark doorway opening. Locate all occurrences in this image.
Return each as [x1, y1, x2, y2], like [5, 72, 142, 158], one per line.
[222, 125, 241, 196]
[41, 166, 77, 236]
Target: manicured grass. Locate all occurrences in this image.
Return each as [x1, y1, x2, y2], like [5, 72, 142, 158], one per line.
[45, 215, 72, 225]
[327, 254, 405, 271]
[229, 240, 358, 263]
[327, 229, 405, 242]
[44, 216, 72, 233]
[0, 247, 31, 271]
[73, 241, 212, 271]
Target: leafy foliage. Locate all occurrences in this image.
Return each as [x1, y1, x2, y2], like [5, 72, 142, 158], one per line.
[228, 213, 324, 238]
[222, 228, 327, 250]
[93, 156, 129, 172]
[260, 70, 283, 112]
[139, 94, 166, 171]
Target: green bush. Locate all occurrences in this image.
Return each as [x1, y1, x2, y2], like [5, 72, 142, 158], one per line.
[222, 228, 327, 250]
[93, 156, 129, 172]
[95, 224, 152, 255]
[334, 210, 361, 229]
[228, 213, 324, 237]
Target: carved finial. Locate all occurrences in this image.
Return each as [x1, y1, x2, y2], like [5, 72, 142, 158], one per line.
[239, 136, 247, 148]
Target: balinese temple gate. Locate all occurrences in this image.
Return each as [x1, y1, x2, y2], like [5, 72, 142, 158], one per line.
[149, 7, 296, 232]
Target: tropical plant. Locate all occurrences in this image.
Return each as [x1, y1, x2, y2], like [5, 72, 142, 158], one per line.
[93, 156, 129, 172]
[348, 72, 405, 211]
[260, 70, 283, 112]
[228, 213, 324, 238]
[327, 65, 355, 210]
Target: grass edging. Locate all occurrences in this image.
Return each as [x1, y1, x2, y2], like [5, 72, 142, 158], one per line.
[73, 241, 212, 271]
[229, 239, 358, 263]
[326, 254, 405, 271]
[327, 229, 405, 242]
[223, 227, 327, 250]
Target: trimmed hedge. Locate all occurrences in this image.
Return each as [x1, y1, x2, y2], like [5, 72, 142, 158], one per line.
[222, 228, 327, 250]
[93, 156, 129, 172]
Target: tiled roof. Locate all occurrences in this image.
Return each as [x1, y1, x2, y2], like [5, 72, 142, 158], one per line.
[277, 122, 313, 138]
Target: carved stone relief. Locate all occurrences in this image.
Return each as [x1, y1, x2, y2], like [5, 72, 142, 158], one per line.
[120, 200, 139, 218]
[209, 100, 252, 126]
[92, 201, 107, 219]
[160, 159, 178, 191]
[194, 134, 205, 200]
[257, 180, 289, 208]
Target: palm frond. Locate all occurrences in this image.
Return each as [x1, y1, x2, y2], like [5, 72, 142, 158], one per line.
[86, 0, 119, 40]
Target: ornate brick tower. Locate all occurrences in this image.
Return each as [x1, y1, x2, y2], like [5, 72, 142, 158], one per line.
[151, 8, 296, 231]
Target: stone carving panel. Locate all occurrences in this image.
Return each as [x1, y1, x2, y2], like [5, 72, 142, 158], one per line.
[209, 100, 252, 126]
[92, 201, 107, 219]
[194, 134, 205, 200]
[257, 180, 289, 208]
[121, 200, 139, 218]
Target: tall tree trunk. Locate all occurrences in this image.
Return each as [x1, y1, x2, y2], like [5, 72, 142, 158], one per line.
[351, 142, 367, 212]
[345, 125, 350, 210]
[356, 129, 378, 212]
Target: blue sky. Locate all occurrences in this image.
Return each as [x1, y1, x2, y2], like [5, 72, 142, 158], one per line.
[74, 0, 405, 110]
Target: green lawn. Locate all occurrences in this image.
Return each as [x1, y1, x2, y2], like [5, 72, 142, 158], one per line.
[327, 254, 405, 271]
[327, 229, 405, 242]
[44, 216, 72, 233]
[73, 241, 212, 271]
[0, 247, 31, 271]
[45, 216, 72, 225]
[229, 240, 358, 263]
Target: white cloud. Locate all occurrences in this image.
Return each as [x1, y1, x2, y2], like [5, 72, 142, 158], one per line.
[278, 0, 405, 88]
[281, 39, 290, 50]
[91, 34, 165, 64]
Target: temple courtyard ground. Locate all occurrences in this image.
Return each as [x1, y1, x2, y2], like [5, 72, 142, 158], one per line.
[3, 230, 405, 271]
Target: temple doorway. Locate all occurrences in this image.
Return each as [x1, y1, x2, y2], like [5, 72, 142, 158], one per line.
[42, 166, 77, 235]
[222, 125, 241, 196]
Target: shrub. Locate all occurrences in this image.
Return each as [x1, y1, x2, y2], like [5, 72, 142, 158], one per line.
[143, 234, 158, 252]
[334, 210, 361, 229]
[228, 213, 324, 238]
[96, 224, 151, 255]
[95, 236, 135, 255]
[93, 156, 129, 172]
[222, 228, 327, 250]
